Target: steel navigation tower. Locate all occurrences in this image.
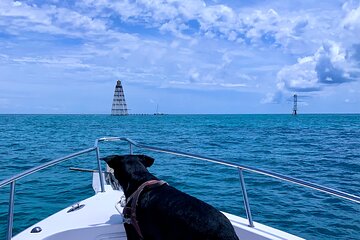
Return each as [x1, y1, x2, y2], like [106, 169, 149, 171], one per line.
[292, 94, 298, 115]
[111, 80, 128, 115]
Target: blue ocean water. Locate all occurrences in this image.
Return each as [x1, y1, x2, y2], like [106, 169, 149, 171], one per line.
[0, 114, 359, 239]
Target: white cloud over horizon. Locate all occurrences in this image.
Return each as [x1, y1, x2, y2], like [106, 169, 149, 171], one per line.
[0, 0, 360, 113]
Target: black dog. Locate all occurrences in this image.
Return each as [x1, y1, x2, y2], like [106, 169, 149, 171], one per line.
[103, 154, 239, 240]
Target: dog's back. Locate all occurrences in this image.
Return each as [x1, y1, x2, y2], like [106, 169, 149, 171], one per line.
[136, 185, 239, 240]
[102, 154, 239, 240]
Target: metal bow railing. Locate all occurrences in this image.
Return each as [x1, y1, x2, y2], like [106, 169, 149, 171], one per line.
[0, 144, 104, 240]
[1, 137, 359, 240]
[98, 137, 360, 227]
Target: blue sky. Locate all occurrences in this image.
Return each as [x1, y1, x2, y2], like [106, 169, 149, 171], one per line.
[0, 0, 359, 114]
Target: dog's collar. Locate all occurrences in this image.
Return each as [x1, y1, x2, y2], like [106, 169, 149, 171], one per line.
[123, 179, 168, 239]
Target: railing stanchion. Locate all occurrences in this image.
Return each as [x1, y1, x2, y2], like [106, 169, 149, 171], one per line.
[238, 168, 254, 227]
[6, 181, 16, 240]
[95, 146, 105, 192]
[129, 143, 133, 155]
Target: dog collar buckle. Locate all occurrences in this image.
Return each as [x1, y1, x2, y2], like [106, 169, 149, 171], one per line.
[119, 204, 132, 224]
[119, 195, 126, 207]
[123, 216, 132, 224]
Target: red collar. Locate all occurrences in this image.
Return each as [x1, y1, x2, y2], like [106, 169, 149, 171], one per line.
[123, 180, 168, 239]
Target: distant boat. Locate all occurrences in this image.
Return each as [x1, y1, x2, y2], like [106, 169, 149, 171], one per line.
[154, 104, 165, 115]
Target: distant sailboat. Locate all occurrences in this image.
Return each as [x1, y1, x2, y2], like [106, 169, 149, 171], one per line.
[154, 104, 164, 115]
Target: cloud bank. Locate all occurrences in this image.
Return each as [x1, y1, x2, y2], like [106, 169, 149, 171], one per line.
[0, 0, 360, 113]
[277, 41, 358, 93]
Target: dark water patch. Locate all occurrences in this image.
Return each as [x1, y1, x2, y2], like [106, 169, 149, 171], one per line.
[250, 149, 272, 154]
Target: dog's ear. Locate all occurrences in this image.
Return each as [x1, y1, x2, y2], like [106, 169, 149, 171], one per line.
[101, 155, 123, 168]
[138, 155, 155, 168]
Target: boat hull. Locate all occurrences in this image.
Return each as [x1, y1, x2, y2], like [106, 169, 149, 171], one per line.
[13, 181, 304, 240]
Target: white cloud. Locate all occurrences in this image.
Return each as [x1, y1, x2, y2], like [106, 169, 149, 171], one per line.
[78, 0, 310, 48]
[219, 83, 246, 88]
[12, 56, 91, 68]
[199, 4, 237, 32]
[0, 0, 108, 37]
[0, 0, 51, 25]
[13, 1, 21, 7]
[55, 8, 107, 31]
[261, 92, 283, 104]
[1, 0, 346, 55]
[342, 2, 360, 30]
[276, 41, 359, 94]
[188, 68, 200, 82]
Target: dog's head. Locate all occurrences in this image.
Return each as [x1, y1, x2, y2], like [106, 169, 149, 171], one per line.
[102, 154, 155, 189]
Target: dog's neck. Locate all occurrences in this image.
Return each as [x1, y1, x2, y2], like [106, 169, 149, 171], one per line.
[122, 172, 158, 198]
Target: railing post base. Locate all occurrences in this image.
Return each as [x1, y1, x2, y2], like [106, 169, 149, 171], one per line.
[129, 143, 133, 155]
[95, 146, 105, 192]
[6, 181, 16, 240]
[238, 168, 254, 227]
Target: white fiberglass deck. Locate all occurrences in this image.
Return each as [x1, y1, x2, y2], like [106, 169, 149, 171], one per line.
[13, 174, 304, 240]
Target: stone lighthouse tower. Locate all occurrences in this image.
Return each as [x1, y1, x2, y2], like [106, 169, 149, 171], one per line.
[111, 80, 128, 115]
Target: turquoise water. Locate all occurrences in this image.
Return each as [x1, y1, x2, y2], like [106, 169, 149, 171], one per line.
[0, 114, 359, 239]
